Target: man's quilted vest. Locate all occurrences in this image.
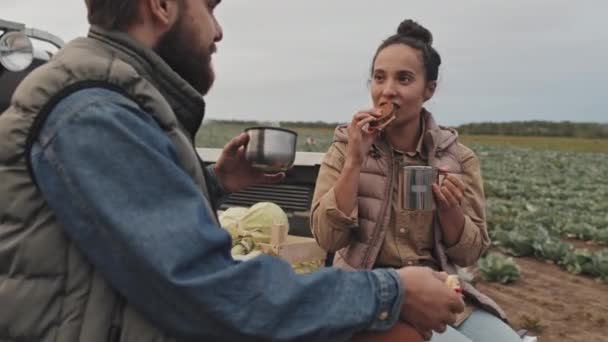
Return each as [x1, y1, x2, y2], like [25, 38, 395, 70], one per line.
[0, 26, 217, 341]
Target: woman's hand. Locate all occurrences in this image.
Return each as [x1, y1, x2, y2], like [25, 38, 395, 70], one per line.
[433, 171, 467, 247]
[432, 173, 466, 212]
[345, 109, 382, 167]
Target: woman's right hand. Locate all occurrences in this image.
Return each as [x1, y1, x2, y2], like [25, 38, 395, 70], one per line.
[346, 109, 382, 167]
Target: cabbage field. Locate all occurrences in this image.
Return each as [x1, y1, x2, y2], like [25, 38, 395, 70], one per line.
[477, 145, 608, 281]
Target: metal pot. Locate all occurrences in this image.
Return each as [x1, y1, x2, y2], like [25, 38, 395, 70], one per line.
[244, 127, 298, 172]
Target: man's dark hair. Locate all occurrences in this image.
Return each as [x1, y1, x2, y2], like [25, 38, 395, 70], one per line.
[84, 0, 139, 30]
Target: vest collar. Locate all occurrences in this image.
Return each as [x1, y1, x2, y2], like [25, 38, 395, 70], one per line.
[333, 109, 458, 161]
[88, 26, 206, 139]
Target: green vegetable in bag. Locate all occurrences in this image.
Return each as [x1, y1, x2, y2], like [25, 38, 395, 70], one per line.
[219, 206, 249, 240]
[238, 202, 289, 236]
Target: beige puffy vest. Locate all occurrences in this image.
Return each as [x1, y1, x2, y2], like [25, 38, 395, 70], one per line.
[330, 111, 508, 322]
[0, 27, 217, 341]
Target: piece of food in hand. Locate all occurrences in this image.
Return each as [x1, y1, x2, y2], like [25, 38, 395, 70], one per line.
[369, 102, 399, 131]
[445, 274, 462, 293]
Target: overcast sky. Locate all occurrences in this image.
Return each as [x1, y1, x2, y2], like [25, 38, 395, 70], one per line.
[2, 0, 607, 125]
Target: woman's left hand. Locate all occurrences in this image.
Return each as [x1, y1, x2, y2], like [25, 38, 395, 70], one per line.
[432, 173, 467, 212]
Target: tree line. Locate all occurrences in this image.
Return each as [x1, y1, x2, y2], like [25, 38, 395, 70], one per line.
[208, 119, 608, 138]
[456, 121, 608, 138]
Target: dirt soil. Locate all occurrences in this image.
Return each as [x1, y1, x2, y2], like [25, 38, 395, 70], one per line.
[474, 256, 608, 342]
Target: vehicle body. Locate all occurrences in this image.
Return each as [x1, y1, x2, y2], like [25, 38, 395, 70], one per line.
[198, 147, 322, 238]
[0, 19, 64, 112]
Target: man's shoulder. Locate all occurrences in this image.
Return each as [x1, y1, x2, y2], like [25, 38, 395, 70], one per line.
[40, 87, 148, 143]
[53, 87, 139, 115]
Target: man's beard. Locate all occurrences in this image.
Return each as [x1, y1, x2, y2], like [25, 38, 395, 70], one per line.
[155, 15, 215, 95]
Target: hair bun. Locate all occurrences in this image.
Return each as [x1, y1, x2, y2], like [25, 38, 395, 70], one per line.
[397, 19, 433, 45]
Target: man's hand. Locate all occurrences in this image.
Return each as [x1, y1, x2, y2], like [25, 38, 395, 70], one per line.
[396, 267, 465, 339]
[214, 133, 285, 193]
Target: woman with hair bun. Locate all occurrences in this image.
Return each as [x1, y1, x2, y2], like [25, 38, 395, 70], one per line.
[311, 19, 522, 341]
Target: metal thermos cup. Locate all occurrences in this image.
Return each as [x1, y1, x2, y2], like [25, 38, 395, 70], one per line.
[401, 166, 438, 210]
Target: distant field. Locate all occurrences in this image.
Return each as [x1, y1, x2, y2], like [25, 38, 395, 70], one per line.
[196, 121, 336, 152]
[196, 121, 608, 153]
[460, 135, 608, 153]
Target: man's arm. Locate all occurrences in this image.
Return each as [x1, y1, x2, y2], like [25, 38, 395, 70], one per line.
[30, 88, 403, 341]
[203, 163, 230, 208]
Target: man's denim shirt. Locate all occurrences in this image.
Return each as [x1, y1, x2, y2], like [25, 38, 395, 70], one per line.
[30, 88, 403, 341]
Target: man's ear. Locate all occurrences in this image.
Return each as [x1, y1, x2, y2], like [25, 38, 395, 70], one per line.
[424, 81, 437, 102]
[147, 0, 180, 29]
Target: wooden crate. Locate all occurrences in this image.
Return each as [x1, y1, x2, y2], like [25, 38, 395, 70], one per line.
[258, 224, 327, 265]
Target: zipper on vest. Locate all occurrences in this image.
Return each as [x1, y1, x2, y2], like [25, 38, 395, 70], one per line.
[108, 296, 125, 342]
[363, 148, 395, 268]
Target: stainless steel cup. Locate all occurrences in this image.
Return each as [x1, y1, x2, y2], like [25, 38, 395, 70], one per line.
[401, 166, 438, 211]
[244, 127, 297, 172]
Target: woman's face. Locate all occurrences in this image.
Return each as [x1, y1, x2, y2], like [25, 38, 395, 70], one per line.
[370, 44, 436, 126]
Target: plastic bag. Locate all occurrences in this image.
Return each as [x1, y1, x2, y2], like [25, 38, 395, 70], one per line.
[220, 202, 289, 256]
[238, 202, 289, 235]
[219, 206, 249, 240]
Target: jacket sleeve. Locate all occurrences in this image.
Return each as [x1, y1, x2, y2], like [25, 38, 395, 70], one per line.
[444, 146, 491, 266]
[310, 142, 359, 252]
[204, 164, 230, 208]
